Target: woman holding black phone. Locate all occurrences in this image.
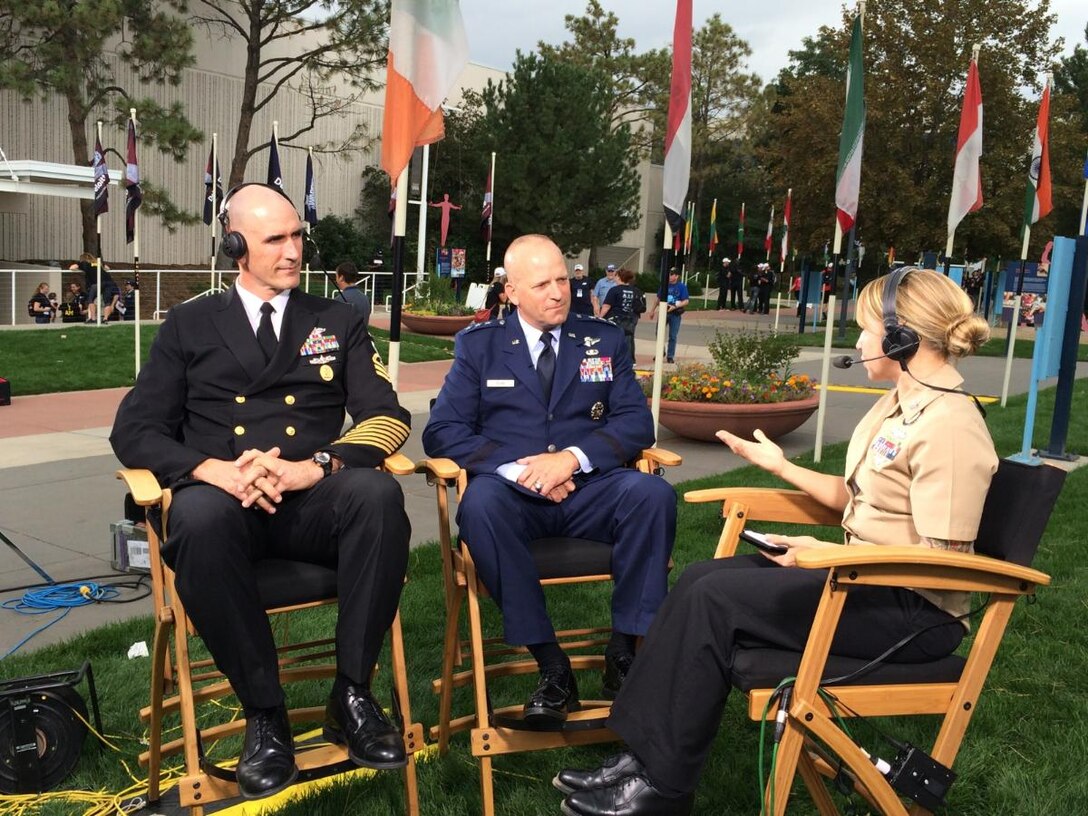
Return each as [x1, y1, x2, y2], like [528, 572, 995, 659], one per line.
[554, 268, 997, 816]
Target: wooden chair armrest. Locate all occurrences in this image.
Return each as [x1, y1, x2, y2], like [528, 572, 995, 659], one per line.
[684, 487, 842, 527]
[640, 447, 682, 468]
[115, 468, 163, 506]
[415, 457, 462, 481]
[382, 453, 416, 476]
[795, 544, 1051, 587]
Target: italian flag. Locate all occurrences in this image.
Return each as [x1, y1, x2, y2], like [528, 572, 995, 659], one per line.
[381, 0, 469, 183]
[835, 13, 865, 233]
[947, 53, 983, 239]
[1022, 78, 1053, 228]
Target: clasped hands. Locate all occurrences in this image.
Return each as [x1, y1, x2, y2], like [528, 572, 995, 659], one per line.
[515, 450, 579, 503]
[192, 446, 322, 513]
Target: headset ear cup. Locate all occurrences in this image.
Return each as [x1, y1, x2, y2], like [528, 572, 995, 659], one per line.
[883, 325, 920, 361]
[222, 230, 247, 260]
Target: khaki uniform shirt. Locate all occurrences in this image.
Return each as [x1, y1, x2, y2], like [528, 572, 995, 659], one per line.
[840, 363, 997, 621]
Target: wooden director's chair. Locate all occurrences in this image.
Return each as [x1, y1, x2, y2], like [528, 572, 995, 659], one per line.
[117, 455, 424, 816]
[418, 448, 681, 815]
[685, 458, 1066, 815]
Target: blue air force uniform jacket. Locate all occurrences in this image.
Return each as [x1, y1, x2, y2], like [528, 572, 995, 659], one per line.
[423, 314, 654, 476]
[111, 286, 410, 485]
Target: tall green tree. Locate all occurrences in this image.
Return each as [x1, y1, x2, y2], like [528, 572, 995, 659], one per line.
[465, 52, 641, 257]
[0, 0, 201, 252]
[755, 0, 1062, 268]
[1054, 23, 1088, 127]
[190, 0, 389, 188]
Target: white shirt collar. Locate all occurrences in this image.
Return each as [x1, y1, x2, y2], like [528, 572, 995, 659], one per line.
[517, 313, 561, 366]
[235, 284, 291, 338]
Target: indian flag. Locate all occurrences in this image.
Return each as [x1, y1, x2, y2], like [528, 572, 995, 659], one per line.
[381, 0, 469, 183]
[835, 13, 865, 233]
[1022, 78, 1052, 228]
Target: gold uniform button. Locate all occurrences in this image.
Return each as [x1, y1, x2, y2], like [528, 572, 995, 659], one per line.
[285, 426, 296, 437]
[284, 395, 296, 405]
[234, 425, 245, 436]
[235, 395, 246, 404]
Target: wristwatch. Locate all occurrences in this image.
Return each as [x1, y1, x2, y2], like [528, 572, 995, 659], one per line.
[312, 451, 335, 478]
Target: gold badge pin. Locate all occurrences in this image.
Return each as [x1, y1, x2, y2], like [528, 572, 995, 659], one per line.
[590, 401, 605, 420]
[319, 364, 334, 382]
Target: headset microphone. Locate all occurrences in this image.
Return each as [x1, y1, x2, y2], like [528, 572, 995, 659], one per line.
[833, 351, 903, 369]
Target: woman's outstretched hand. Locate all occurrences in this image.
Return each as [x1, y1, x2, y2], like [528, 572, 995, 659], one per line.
[717, 428, 786, 477]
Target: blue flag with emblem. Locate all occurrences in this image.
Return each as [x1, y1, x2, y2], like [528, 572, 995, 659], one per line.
[304, 153, 318, 226]
[267, 131, 283, 191]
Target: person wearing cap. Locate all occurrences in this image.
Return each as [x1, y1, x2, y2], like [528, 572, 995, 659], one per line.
[117, 279, 137, 321]
[591, 264, 618, 316]
[756, 263, 775, 315]
[570, 263, 593, 316]
[484, 268, 512, 320]
[715, 258, 735, 311]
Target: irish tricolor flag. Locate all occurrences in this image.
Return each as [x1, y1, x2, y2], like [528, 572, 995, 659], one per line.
[947, 51, 983, 241]
[835, 13, 865, 233]
[381, 0, 469, 183]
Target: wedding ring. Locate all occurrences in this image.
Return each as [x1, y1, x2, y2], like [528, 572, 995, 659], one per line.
[533, 481, 544, 492]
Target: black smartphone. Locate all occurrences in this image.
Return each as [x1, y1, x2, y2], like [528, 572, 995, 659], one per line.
[740, 528, 788, 555]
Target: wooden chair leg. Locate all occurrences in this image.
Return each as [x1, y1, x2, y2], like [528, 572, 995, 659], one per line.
[480, 755, 496, 816]
[797, 747, 840, 816]
[146, 615, 172, 802]
[403, 753, 420, 816]
[437, 586, 464, 754]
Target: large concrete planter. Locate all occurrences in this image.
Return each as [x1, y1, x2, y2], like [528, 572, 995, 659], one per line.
[401, 312, 476, 335]
[656, 395, 819, 443]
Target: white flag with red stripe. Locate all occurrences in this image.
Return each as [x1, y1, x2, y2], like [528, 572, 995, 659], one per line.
[780, 190, 792, 264]
[381, 0, 468, 183]
[764, 206, 774, 257]
[662, 0, 692, 234]
[947, 55, 983, 239]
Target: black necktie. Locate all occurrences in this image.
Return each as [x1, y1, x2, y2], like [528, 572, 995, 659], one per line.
[257, 302, 278, 363]
[537, 332, 555, 404]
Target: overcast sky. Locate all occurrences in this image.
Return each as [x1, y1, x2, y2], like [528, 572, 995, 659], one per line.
[458, 1, 1087, 87]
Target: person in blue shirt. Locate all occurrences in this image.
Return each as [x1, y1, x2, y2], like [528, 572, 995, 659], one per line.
[649, 269, 690, 363]
[591, 264, 618, 316]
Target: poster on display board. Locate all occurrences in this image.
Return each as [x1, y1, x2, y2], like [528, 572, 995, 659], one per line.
[1001, 261, 1049, 327]
[451, 248, 466, 279]
[436, 247, 452, 278]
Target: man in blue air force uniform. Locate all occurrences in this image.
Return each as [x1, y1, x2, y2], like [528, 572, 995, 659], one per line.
[423, 234, 677, 725]
[111, 183, 412, 801]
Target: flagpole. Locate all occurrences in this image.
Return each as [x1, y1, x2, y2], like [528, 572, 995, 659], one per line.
[210, 133, 218, 291]
[130, 108, 141, 377]
[705, 196, 716, 309]
[305, 146, 312, 294]
[389, 166, 409, 389]
[95, 120, 104, 327]
[416, 143, 430, 283]
[485, 151, 496, 271]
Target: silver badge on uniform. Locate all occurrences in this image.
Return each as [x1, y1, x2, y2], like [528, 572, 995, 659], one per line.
[590, 401, 605, 420]
[585, 348, 600, 357]
[584, 336, 601, 347]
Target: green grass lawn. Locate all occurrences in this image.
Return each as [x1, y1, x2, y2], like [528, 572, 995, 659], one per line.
[0, 324, 453, 396]
[3, 381, 1086, 815]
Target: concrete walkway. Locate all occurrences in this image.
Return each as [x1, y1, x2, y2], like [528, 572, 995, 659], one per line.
[0, 311, 1081, 656]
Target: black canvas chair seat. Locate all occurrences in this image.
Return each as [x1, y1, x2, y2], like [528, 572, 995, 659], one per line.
[528, 537, 612, 580]
[731, 647, 965, 693]
[254, 559, 338, 610]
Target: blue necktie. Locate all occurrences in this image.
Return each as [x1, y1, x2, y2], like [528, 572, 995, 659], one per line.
[257, 302, 278, 363]
[537, 332, 555, 404]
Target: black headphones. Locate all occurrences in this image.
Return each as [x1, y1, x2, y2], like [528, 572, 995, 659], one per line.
[881, 266, 921, 367]
[218, 182, 296, 260]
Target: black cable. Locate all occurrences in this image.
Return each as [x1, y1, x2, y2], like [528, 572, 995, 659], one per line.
[0, 571, 151, 596]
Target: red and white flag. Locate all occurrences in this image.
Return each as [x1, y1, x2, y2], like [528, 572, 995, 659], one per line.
[947, 55, 983, 239]
[662, 0, 692, 234]
[780, 190, 792, 264]
[481, 169, 493, 242]
[1022, 78, 1053, 227]
[381, 0, 468, 183]
[764, 206, 774, 257]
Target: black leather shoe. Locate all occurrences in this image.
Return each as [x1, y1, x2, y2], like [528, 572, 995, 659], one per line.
[523, 664, 579, 726]
[561, 774, 694, 816]
[602, 651, 634, 700]
[236, 706, 297, 800]
[323, 683, 407, 770]
[553, 751, 645, 794]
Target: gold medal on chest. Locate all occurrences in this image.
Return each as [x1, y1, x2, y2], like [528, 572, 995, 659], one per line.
[319, 364, 334, 382]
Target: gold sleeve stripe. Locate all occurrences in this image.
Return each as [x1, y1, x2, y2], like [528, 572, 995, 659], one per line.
[334, 417, 410, 451]
[372, 352, 391, 383]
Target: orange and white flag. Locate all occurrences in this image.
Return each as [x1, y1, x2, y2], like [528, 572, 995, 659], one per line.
[380, 0, 469, 183]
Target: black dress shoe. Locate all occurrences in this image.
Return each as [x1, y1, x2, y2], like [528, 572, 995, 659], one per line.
[602, 651, 634, 700]
[553, 750, 645, 794]
[323, 683, 407, 770]
[562, 774, 694, 816]
[523, 664, 579, 726]
[236, 706, 297, 800]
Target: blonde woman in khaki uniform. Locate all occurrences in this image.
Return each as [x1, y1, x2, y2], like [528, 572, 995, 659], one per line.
[555, 268, 995, 816]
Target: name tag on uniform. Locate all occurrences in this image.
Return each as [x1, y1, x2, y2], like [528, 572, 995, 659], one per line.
[487, 379, 516, 388]
[580, 356, 613, 383]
